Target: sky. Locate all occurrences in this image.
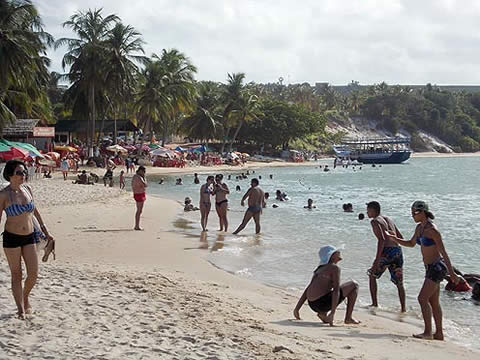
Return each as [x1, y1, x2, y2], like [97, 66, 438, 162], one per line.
[36, 0, 480, 85]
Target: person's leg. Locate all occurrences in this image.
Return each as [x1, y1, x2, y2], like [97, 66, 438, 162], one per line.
[200, 206, 207, 231]
[340, 281, 360, 324]
[429, 285, 444, 340]
[253, 213, 261, 234]
[21, 244, 38, 314]
[4, 247, 25, 318]
[135, 201, 144, 230]
[204, 205, 211, 231]
[414, 278, 438, 339]
[233, 211, 253, 234]
[389, 264, 406, 312]
[215, 205, 223, 231]
[221, 203, 228, 232]
[369, 275, 378, 307]
[396, 283, 406, 313]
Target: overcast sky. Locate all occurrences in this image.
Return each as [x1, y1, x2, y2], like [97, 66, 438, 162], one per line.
[36, 0, 480, 85]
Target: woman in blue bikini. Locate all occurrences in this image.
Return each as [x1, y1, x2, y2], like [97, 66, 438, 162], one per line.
[386, 201, 459, 340]
[1, 160, 54, 319]
[199, 176, 215, 231]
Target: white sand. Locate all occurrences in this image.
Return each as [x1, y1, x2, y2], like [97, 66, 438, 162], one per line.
[0, 177, 478, 359]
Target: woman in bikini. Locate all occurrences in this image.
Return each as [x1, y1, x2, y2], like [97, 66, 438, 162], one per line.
[385, 201, 459, 340]
[199, 176, 214, 231]
[293, 245, 360, 325]
[214, 174, 229, 232]
[0, 160, 54, 319]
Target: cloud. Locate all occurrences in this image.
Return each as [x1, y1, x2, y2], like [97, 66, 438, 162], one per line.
[36, 0, 480, 85]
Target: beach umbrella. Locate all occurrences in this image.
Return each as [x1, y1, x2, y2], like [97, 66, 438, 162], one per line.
[46, 152, 60, 160]
[0, 142, 11, 152]
[12, 142, 44, 158]
[175, 146, 188, 152]
[150, 148, 174, 156]
[148, 143, 161, 149]
[54, 145, 77, 152]
[242, 153, 250, 157]
[123, 145, 136, 151]
[106, 144, 128, 153]
[0, 146, 29, 161]
[135, 144, 150, 151]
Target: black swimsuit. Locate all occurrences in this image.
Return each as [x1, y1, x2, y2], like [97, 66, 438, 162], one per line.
[216, 199, 228, 206]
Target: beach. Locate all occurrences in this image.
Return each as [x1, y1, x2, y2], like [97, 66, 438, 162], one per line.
[0, 176, 478, 359]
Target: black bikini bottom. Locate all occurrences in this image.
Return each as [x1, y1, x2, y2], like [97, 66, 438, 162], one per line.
[3, 230, 35, 248]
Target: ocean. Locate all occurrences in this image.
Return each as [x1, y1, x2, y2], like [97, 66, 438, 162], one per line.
[147, 156, 480, 350]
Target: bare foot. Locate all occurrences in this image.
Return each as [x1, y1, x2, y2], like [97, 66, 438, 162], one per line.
[17, 312, 25, 320]
[344, 318, 361, 324]
[317, 313, 329, 324]
[413, 333, 433, 340]
[433, 333, 444, 341]
[368, 303, 378, 308]
[134, 227, 144, 231]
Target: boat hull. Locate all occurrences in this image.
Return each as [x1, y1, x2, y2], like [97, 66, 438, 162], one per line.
[357, 151, 411, 164]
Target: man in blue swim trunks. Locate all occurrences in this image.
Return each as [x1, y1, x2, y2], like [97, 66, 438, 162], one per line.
[233, 178, 265, 235]
[367, 201, 406, 312]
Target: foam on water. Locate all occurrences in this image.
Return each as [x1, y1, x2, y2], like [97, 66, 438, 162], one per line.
[149, 157, 480, 350]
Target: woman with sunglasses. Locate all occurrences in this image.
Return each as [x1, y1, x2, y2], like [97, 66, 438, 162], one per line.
[385, 201, 458, 340]
[0, 160, 54, 319]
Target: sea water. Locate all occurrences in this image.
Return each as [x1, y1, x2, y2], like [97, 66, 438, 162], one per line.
[147, 157, 480, 350]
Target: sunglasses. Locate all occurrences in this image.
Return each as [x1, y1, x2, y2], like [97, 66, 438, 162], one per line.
[412, 210, 422, 215]
[14, 170, 27, 176]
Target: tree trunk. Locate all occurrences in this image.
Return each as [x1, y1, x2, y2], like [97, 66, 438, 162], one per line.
[228, 119, 243, 152]
[220, 127, 230, 154]
[88, 83, 95, 157]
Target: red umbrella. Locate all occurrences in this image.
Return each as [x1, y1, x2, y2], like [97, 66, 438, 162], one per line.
[0, 146, 29, 161]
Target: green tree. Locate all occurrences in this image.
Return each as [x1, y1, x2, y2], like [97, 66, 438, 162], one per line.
[104, 22, 146, 143]
[0, 0, 52, 130]
[55, 8, 119, 153]
[219, 72, 245, 153]
[180, 81, 220, 142]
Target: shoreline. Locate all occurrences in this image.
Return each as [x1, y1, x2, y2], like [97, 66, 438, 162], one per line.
[1, 179, 478, 359]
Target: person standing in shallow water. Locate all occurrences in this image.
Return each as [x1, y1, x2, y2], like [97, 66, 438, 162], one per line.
[132, 166, 147, 230]
[293, 246, 360, 326]
[366, 201, 406, 312]
[233, 178, 265, 235]
[385, 201, 459, 340]
[214, 174, 229, 232]
[199, 176, 214, 231]
[0, 160, 54, 319]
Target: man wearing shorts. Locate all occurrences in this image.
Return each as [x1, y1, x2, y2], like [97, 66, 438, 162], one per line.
[132, 166, 147, 230]
[367, 201, 406, 312]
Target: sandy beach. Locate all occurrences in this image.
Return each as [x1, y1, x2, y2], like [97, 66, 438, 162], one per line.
[0, 177, 478, 359]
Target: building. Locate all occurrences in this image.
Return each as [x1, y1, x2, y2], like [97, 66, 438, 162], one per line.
[1, 119, 55, 151]
[54, 119, 139, 144]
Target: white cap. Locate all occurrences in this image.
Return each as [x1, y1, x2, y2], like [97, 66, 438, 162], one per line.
[318, 245, 339, 265]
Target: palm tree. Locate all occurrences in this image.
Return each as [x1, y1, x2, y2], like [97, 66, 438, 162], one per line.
[219, 72, 245, 153]
[180, 81, 220, 142]
[55, 8, 119, 154]
[155, 49, 197, 145]
[228, 90, 261, 151]
[135, 59, 170, 146]
[104, 22, 146, 143]
[0, 0, 52, 130]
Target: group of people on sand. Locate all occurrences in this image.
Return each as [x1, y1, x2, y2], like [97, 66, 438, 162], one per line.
[293, 200, 476, 341]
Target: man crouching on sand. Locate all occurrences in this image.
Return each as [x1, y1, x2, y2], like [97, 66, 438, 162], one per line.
[233, 178, 265, 235]
[132, 166, 147, 230]
[293, 246, 360, 326]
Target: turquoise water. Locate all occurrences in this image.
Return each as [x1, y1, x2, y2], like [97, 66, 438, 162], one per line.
[148, 157, 480, 349]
